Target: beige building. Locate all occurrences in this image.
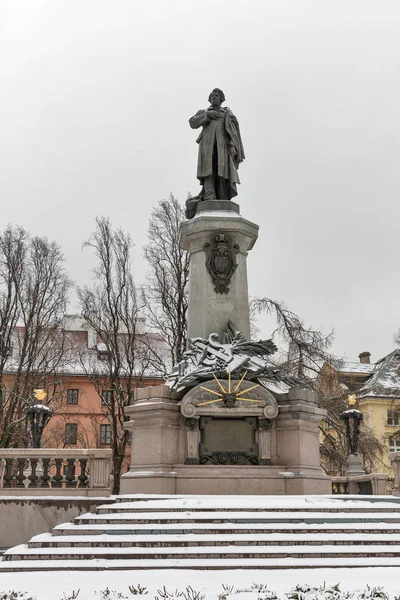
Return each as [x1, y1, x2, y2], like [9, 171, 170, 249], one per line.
[321, 350, 400, 478]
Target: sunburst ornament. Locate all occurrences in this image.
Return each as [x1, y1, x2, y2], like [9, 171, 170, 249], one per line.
[198, 371, 261, 408]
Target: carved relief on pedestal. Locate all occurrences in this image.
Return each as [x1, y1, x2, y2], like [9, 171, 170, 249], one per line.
[181, 378, 278, 419]
[203, 234, 239, 294]
[257, 418, 272, 465]
[185, 418, 200, 464]
[181, 379, 278, 465]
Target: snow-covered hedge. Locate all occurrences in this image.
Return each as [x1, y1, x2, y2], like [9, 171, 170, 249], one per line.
[1, 583, 399, 600]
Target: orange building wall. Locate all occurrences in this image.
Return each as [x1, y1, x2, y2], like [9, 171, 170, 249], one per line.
[43, 375, 163, 451]
[3, 372, 163, 472]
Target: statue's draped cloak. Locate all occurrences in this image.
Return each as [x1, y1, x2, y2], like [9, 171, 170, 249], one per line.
[189, 107, 245, 199]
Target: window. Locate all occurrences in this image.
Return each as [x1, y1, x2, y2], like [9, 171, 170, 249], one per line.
[65, 423, 78, 445]
[67, 389, 79, 405]
[389, 435, 400, 452]
[101, 390, 113, 407]
[100, 424, 112, 445]
[387, 410, 400, 426]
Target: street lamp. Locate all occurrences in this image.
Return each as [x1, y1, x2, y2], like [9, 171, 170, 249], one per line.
[340, 394, 365, 475]
[27, 389, 52, 448]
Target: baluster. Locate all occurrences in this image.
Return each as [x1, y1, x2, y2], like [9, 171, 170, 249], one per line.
[65, 458, 76, 487]
[52, 458, 63, 488]
[41, 458, 50, 488]
[78, 458, 88, 487]
[16, 459, 26, 487]
[3, 458, 14, 488]
[28, 458, 38, 488]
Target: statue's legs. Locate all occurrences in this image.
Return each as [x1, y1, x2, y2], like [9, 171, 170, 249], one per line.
[203, 175, 231, 201]
[216, 176, 229, 200]
[203, 144, 219, 200]
[203, 175, 217, 200]
[201, 145, 233, 201]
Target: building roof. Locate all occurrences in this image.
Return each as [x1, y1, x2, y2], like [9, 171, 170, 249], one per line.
[323, 351, 400, 400]
[358, 350, 400, 399]
[338, 361, 375, 375]
[4, 320, 169, 380]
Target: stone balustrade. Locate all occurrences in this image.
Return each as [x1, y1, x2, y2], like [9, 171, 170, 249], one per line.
[0, 448, 112, 496]
[331, 472, 388, 496]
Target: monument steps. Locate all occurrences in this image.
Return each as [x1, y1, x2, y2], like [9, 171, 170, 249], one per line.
[5, 543, 400, 561]
[97, 504, 400, 514]
[52, 522, 400, 536]
[3, 557, 400, 572]
[2, 495, 400, 571]
[114, 494, 400, 507]
[73, 510, 400, 525]
[27, 532, 400, 548]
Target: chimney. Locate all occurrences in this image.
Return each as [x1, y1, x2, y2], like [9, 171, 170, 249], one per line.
[359, 351, 371, 364]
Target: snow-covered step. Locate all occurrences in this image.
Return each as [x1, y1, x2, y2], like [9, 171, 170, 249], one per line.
[97, 498, 400, 514]
[3, 495, 400, 572]
[27, 532, 400, 548]
[3, 555, 400, 571]
[53, 520, 400, 536]
[74, 510, 400, 525]
[4, 543, 400, 561]
[113, 494, 400, 506]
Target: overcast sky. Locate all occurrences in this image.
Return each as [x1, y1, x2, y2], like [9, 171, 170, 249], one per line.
[1, 1, 399, 364]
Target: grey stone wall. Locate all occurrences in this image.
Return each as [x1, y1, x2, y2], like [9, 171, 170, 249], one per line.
[0, 496, 112, 549]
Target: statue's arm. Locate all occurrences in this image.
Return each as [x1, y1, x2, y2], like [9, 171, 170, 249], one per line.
[189, 109, 209, 129]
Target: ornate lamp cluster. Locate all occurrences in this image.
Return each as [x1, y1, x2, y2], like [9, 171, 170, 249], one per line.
[340, 394, 363, 455]
[26, 389, 52, 448]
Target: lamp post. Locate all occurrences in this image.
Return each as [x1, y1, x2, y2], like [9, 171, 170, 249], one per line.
[27, 389, 52, 448]
[340, 394, 365, 475]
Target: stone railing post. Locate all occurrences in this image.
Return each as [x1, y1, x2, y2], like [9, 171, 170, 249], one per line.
[87, 450, 112, 492]
[390, 452, 400, 496]
[370, 473, 388, 495]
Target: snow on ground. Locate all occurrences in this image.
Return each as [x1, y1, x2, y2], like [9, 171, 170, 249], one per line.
[0, 567, 400, 599]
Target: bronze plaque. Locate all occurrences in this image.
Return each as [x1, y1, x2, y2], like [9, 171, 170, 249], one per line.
[201, 418, 254, 453]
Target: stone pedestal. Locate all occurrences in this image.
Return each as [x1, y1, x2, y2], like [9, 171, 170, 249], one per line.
[345, 453, 366, 476]
[274, 386, 331, 495]
[121, 384, 331, 495]
[180, 207, 258, 340]
[120, 385, 184, 495]
[122, 206, 331, 497]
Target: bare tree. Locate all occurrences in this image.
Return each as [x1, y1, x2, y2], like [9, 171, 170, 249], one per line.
[254, 296, 386, 474]
[253, 297, 336, 383]
[77, 217, 154, 494]
[0, 225, 71, 448]
[143, 195, 189, 369]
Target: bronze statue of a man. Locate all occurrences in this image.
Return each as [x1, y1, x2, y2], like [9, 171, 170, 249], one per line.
[186, 88, 245, 218]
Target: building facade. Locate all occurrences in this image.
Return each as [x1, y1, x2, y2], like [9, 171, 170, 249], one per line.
[2, 315, 165, 471]
[320, 350, 400, 480]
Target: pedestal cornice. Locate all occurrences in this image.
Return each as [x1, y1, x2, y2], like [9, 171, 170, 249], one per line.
[180, 212, 259, 253]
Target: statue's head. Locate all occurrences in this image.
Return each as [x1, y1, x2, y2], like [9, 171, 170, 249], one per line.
[208, 88, 225, 106]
